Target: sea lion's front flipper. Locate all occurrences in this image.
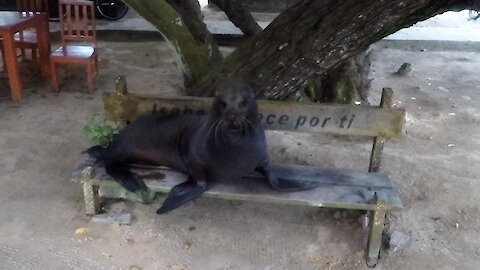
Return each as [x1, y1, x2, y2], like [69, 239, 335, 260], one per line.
[156, 176, 207, 214]
[255, 162, 322, 192]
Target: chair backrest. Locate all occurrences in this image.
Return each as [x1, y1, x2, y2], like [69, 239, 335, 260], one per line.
[58, 0, 96, 47]
[16, 0, 48, 13]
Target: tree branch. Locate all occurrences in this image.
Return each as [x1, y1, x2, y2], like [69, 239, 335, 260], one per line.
[210, 0, 262, 37]
[191, 0, 477, 98]
[166, 0, 223, 63]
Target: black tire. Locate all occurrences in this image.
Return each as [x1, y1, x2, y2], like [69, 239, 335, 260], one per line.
[469, 9, 480, 20]
[95, 0, 129, 21]
[48, 0, 60, 21]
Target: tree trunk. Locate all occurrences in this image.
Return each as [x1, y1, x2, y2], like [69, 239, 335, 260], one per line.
[311, 49, 372, 104]
[191, 0, 477, 99]
[122, 0, 222, 88]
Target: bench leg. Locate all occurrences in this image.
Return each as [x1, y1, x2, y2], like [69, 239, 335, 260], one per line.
[366, 208, 386, 267]
[83, 181, 100, 215]
[366, 192, 388, 268]
[139, 190, 157, 204]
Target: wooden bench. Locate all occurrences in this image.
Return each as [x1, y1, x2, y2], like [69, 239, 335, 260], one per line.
[71, 76, 406, 267]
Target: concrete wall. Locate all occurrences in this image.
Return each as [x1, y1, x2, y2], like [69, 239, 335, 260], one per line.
[208, 0, 301, 12]
[0, 0, 16, 10]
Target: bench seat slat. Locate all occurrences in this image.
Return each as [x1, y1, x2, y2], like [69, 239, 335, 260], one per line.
[72, 162, 403, 211]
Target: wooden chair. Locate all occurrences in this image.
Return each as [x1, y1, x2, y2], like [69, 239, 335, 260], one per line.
[50, 0, 98, 93]
[14, 0, 49, 61]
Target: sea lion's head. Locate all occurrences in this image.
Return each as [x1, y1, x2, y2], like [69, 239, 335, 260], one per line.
[212, 79, 259, 133]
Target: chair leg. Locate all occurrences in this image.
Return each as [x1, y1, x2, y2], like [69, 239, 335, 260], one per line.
[0, 53, 5, 74]
[86, 61, 94, 94]
[366, 192, 388, 268]
[20, 48, 26, 61]
[83, 181, 100, 215]
[50, 60, 60, 92]
[0, 43, 6, 73]
[31, 48, 38, 62]
[94, 53, 99, 74]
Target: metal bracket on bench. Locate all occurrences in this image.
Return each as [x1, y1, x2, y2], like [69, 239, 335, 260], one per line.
[366, 192, 388, 267]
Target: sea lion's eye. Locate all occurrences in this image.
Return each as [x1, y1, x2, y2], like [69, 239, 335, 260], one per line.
[239, 99, 248, 107]
[218, 100, 227, 107]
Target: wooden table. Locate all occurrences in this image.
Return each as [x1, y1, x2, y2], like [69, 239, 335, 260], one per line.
[0, 11, 50, 101]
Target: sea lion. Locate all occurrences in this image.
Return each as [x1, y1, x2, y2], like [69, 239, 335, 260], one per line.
[87, 79, 321, 214]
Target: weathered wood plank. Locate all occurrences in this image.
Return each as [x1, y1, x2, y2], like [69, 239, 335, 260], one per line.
[92, 213, 132, 225]
[72, 162, 402, 210]
[366, 192, 388, 267]
[103, 92, 406, 138]
[368, 88, 392, 172]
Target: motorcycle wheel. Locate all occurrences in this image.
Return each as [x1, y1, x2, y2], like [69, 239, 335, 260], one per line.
[469, 9, 480, 20]
[95, 0, 129, 21]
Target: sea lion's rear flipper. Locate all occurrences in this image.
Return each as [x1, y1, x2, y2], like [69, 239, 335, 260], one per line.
[156, 177, 207, 215]
[105, 162, 148, 192]
[85, 145, 106, 159]
[255, 163, 322, 192]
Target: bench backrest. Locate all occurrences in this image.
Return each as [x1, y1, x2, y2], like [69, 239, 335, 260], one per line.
[103, 76, 406, 172]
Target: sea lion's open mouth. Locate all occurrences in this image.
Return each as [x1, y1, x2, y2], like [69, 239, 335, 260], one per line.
[227, 117, 247, 131]
[227, 122, 243, 132]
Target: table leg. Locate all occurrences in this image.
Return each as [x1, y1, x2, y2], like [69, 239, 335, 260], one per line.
[36, 14, 51, 78]
[1, 42, 6, 73]
[3, 32, 22, 101]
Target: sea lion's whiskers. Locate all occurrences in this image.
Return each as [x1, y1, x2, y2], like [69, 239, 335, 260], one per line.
[214, 119, 223, 146]
[244, 118, 255, 132]
[246, 120, 252, 137]
[241, 120, 250, 137]
[240, 121, 246, 137]
[207, 118, 221, 139]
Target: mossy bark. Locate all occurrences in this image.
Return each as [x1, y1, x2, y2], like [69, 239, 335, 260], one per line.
[122, 0, 221, 88]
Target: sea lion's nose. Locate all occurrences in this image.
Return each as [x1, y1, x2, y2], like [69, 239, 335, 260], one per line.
[224, 109, 235, 119]
[233, 118, 243, 126]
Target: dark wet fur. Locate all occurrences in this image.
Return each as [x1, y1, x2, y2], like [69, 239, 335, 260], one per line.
[86, 79, 322, 214]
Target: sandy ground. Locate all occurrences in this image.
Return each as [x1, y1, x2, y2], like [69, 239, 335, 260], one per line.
[1, 34, 480, 270]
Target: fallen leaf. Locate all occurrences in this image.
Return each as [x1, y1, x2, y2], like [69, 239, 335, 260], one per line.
[126, 238, 135, 245]
[74, 227, 88, 235]
[170, 264, 185, 270]
[308, 256, 319, 265]
[326, 260, 337, 270]
[183, 240, 192, 250]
